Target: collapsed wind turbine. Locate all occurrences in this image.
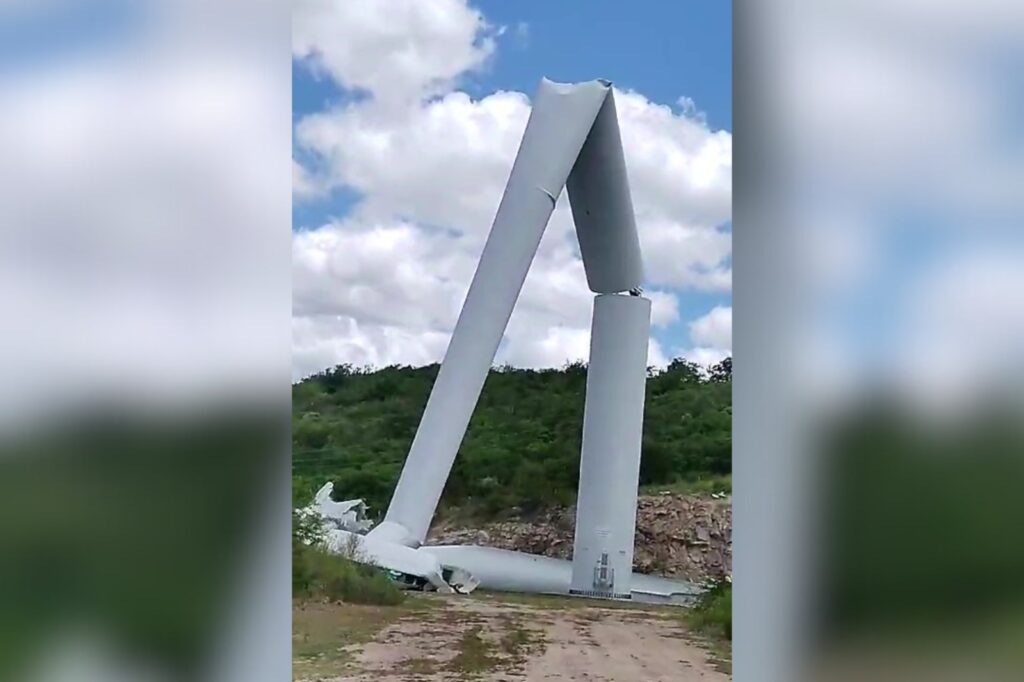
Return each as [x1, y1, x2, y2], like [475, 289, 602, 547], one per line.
[310, 78, 699, 605]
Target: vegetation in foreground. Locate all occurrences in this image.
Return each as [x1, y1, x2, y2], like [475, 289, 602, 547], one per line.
[687, 579, 732, 642]
[292, 513, 405, 607]
[681, 579, 733, 675]
[641, 472, 732, 496]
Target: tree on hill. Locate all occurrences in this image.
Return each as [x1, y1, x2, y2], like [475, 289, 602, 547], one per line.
[292, 357, 732, 519]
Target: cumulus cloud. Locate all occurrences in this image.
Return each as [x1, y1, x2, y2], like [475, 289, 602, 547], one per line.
[293, 159, 325, 199]
[1, 24, 290, 413]
[678, 306, 732, 368]
[614, 90, 732, 230]
[296, 89, 531, 239]
[292, 1, 731, 378]
[773, 1, 1023, 214]
[690, 305, 732, 349]
[293, 315, 452, 377]
[757, 0, 1024, 413]
[892, 249, 1024, 407]
[292, 0, 496, 105]
[290, 212, 683, 379]
[682, 346, 731, 368]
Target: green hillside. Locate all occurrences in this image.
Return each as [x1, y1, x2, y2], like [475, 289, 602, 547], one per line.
[292, 357, 731, 518]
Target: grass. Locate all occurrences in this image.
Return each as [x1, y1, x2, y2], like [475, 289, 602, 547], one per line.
[398, 656, 439, 675]
[446, 626, 500, 678]
[686, 580, 732, 640]
[497, 615, 547, 672]
[469, 588, 681, 617]
[814, 604, 1024, 678]
[499, 623, 534, 655]
[292, 592, 540, 680]
[293, 594, 447, 680]
[387, 610, 545, 679]
[641, 473, 732, 497]
[292, 600, 412, 677]
[293, 539, 406, 606]
[294, 593, 442, 671]
[680, 579, 732, 674]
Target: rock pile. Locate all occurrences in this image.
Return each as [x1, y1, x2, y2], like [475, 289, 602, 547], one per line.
[426, 493, 731, 584]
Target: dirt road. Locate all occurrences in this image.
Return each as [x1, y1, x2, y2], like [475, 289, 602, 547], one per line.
[294, 592, 730, 681]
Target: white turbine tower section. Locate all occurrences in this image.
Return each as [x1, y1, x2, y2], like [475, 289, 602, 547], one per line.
[570, 294, 651, 598]
[331, 77, 701, 604]
[372, 78, 643, 548]
[566, 86, 644, 294]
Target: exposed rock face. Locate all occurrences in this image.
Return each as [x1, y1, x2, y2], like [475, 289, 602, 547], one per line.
[426, 493, 731, 585]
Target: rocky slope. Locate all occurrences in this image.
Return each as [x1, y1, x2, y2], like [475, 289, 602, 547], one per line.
[427, 493, 731, 585]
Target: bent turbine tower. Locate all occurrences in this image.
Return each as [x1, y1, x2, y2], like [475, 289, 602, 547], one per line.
[322, 78, 697, 604]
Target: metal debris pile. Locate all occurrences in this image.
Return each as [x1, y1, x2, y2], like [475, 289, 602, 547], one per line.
[296, 482, 375, 536]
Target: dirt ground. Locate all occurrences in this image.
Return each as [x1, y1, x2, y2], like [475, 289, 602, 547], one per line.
[293, 592, 731, 681]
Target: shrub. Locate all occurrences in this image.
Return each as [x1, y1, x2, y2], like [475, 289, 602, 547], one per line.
[292, 513, 405, 606]
[688, 579, 732, 641]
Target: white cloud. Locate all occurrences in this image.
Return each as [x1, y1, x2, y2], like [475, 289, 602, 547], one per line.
[1, 31, 290, 416]
[296, 89, 531, 238]
[499, 325, 591, 369]
[293, 159, 325, 199]
[513, 22, 530, 47]
[639, 216, 732, 291]
[296, 87, 732, 286]
[772, 1, 1023, 213]
[292, 315, 451, 378]
[682, 346, 731, 368]
[497, 325, 670, 372]
[291, 213, 683, 379]
[291, 1, 732, 378]
[647, 290, 681, 327]
[292, 220, 469, 330]
[689, 305, 732, 349]
[893, 249, 1024, 405]
[292, 0, 496, 105]
[755, 0, 1024, 415]
[676, 306, 732, 368]
[614, 90, 731, 229]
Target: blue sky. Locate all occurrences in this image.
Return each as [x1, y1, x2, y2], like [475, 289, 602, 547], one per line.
[470, 0, 731, 130]
[292, 2, 731, 126]
[292, 1, 732, 374]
